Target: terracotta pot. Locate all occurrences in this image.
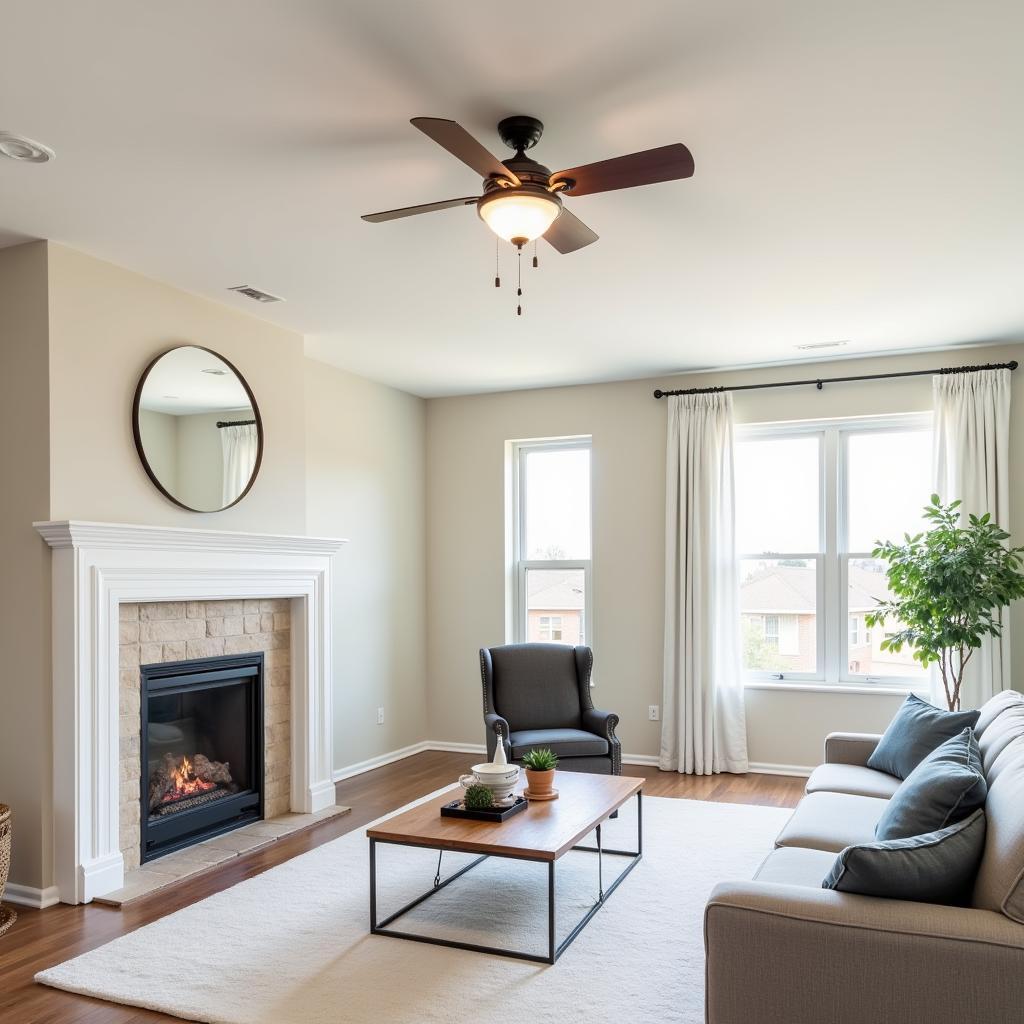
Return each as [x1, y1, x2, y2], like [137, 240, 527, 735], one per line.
[526, 768, 555, 795]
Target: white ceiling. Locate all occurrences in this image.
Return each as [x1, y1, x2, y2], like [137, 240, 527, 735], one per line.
[2, 1, 1023, 397]
[139, 346, 253, 415]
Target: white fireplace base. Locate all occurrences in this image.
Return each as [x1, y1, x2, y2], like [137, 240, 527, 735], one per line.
[36, 521, 346, 904]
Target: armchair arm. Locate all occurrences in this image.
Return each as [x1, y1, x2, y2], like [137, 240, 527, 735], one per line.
[581, 707, 621, 774]
[484, 712, 511, 762]
[705, 881, 1024, 1024]
[823, 731, 882, 767]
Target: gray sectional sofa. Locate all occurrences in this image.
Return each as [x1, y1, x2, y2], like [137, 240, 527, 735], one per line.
[705, 690, 1024, 1024]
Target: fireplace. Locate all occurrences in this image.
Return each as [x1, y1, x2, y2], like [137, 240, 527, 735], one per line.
[141, 653, 264, 862]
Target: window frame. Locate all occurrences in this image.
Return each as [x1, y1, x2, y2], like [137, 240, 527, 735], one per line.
[509, 436, 593, 648]
[737, 412, 931, 691]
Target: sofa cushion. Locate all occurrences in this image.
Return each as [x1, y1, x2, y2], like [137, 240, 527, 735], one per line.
[875, 728, 987, 841]
[867, 694, 980, 779]
[988, 735, 1024, 786]
[509, 727, 608, 759]
[972, 744, 1024, 923]
[754, 846, 838, 887]
[823, 808, 987, 904]
[805, 763, 901, 800]
[978, 705, 1024, 775]
[975, 689, 1024, 736]
[775, 792, 889, 853]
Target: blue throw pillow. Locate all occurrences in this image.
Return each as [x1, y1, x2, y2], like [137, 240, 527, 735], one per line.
[875, 728, 986, 841]
[867, 694, 980, 779]
[823, 808, 987, 905]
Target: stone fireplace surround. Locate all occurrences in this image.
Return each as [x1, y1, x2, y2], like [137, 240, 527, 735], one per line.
[36, 521, 346, 905]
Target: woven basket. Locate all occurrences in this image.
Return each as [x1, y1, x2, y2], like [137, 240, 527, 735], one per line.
[0, 804, 16, 936]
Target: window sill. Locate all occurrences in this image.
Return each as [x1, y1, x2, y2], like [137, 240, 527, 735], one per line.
[744, 680, 921, 697]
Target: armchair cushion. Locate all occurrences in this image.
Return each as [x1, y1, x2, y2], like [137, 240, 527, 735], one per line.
[509, 727, 609, 759]
[488, 644, 582, 731]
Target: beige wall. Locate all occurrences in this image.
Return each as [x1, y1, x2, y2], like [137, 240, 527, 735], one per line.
[1, 243, 428, 893]
[0, 242, 52, 890]
[46, 244, 306, 532]
[426, 343, 1024, 769]
[304, 361, 427, 767]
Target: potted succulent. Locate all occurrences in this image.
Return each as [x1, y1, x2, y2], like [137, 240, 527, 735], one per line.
[521, 748, 559, 799]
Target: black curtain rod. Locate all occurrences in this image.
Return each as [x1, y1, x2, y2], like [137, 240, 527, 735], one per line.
[216, 419, 256, 428]
[652, 360, 1018, 399]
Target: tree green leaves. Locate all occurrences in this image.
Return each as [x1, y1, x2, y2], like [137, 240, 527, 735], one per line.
[865, 497, 1024, 709]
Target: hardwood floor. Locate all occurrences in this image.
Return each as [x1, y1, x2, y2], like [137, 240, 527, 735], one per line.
[0, 752, 804, 1023]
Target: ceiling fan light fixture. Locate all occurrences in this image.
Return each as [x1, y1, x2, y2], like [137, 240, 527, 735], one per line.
[477, 189, 561, 246]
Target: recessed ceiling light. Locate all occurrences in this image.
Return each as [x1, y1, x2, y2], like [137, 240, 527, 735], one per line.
[795, 340, 850, 351]
[202, 368, 228, 376]
[0, 131, 55, 163]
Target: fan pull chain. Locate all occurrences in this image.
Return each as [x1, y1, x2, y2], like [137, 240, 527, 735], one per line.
[494, 237, 500, 288]
[517, 246, 522, 316]
[533, 240, 538, 268]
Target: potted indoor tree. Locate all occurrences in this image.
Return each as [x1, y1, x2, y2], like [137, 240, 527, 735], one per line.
[521, 748, 559, 800]
[866, 495, 1024, 711]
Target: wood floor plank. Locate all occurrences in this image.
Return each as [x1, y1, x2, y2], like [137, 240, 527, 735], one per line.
[0, 752, 804, 1023]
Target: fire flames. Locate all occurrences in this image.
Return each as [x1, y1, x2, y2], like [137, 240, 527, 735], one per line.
[163, 754, 217, 805]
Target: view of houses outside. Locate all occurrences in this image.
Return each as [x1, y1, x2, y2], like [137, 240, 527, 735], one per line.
[740, 558, 921, 677]
[525, 568, 585, 644]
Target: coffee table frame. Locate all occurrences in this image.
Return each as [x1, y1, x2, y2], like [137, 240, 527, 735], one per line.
[369, 789, 642, 964]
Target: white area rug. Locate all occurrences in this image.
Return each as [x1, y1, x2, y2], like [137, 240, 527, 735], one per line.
[37, 790, 790, 1024]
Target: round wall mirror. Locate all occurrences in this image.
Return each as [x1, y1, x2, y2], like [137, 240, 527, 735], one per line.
[133, 345, 264, 512]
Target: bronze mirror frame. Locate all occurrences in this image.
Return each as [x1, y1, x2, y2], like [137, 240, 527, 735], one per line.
[132, 344, 265, 513]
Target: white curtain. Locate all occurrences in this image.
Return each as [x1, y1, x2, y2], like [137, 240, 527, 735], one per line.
[933, 368, 1012, 708]
[220, 423, 259, 506]
[660, 393, 749, 774]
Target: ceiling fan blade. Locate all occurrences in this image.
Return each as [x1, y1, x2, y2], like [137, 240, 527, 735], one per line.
[361, 196, 478, 223]
[411, 117, 520, 185]
[550, 143, 694, 197]
[543, 207, 599, 253]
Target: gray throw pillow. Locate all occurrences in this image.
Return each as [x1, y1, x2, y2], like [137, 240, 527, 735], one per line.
[823, 808, 986, 905]
[867, 694, 980, 779]
[875, 728, 986, 841]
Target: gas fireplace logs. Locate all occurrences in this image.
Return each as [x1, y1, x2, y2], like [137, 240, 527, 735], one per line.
[148, 753, 238, 815]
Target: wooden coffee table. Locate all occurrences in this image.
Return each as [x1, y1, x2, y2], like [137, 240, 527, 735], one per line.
[367, 772, 643, 964]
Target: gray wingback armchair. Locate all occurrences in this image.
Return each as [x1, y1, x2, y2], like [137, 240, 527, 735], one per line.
[479, 643, 621, 775]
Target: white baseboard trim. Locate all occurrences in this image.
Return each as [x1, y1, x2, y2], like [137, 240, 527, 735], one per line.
[748, 762, 813, 778]
[332, 741, 432, 782]
[332, 743, 814, 783]
[3, 882, 61, 909]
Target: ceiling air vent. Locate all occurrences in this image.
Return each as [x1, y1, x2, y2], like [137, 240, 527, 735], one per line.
[228, 285, 283, 304]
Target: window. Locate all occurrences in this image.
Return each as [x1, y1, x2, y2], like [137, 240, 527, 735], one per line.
[510, 438, 591, 646]
[539, 615, 564, 641]
[736, 415, 931, 687]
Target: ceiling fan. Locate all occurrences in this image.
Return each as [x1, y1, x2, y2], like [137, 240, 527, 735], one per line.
[361, 115, 695, 253]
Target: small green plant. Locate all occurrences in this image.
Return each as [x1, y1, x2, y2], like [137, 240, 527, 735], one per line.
[463, 784, 494, 810]
[521, 748, 558, 772]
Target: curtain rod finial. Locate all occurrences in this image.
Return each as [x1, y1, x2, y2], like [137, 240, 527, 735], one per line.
[653, 389, 664, 399]
[1010, 360, 1019, 371]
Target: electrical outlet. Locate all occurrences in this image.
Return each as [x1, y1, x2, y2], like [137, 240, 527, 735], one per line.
[376, 706, 384, 725]
[648, 705, 660, 721]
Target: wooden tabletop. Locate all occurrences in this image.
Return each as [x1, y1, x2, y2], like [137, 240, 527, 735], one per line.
[367, 772, 643, 862]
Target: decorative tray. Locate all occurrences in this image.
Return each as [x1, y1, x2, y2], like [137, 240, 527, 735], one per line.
[440, 796, 529, 822]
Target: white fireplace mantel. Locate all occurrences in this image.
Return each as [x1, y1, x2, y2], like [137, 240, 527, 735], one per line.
[36, 520, 347, 904]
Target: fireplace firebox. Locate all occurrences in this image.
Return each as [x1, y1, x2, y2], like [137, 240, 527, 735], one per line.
[140, 653, 264, 862]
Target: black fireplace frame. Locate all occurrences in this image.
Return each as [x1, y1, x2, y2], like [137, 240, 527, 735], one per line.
[140, 652, 265, 863]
